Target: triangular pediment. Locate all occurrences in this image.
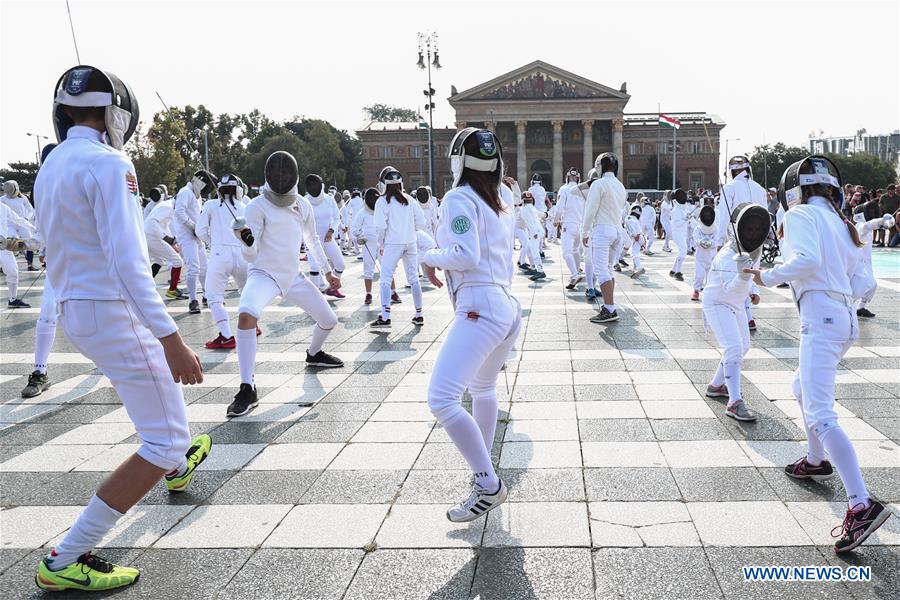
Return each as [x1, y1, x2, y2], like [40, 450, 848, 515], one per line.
[449, 60, 629, 103]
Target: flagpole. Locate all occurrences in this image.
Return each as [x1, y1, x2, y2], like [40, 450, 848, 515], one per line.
[656, 103, 661, 189]
[672, 124, 677, 190]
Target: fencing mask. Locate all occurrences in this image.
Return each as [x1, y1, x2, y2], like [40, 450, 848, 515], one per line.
[148, 186, 164, 203]
[595, 152, 619, 176]
[415, 186, 431, 204]
[3, 181, 19, 197]
[191, 170, 216, 198]
[305, 174, 324, 197]
[673, 188, 688, 204]
[730, 203, 771, 259]
[777, 155, 842, 213]
[263, 151, 299, 207]
[449, 127, 503, 188]
[52, 65, 140, 150]
[698, 205, 716, 235]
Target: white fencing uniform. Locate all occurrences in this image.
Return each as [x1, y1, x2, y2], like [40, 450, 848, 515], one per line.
[853, 214, 881, 310]
[702, 245, 753, 404]
[144, 200, 183, 268]
[760, 196, 872, 508]
[716, 172, 768, 241]
[520, 203, 545, 272]
[236, 189, 337, 384]
[545, 204, 558, 242]
[660, 199, 673, 251]
[1, 202, 36, 301]
[196, 197, 249, 338]
[670, 201, 694, 274]
[640, 203, 656, 252]
[419, 199, 439, 237]
[555, 182, 585, 278]
[1, 192, 36, 223]
[528, 183, 547, 212]
[34, 125, 190, 471]
[581, 173, 628, 287]
[173, 183, 207, 301]
[306, 192, 346, 287]
[623, 215, 644, 270]
[423, 183, 521, 491]
[374, 195, 426, 318]
[142, 198, 161, 220]
[352, 206, 379, 280]
[692, 225, 720, 292]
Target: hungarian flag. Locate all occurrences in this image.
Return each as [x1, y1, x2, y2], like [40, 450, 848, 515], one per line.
[659, 114, 681, 129]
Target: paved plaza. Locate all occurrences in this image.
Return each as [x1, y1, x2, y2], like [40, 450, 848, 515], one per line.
[1, 246, 898, 599]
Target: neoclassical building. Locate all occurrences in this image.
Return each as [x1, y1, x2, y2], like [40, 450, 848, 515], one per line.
[358, 61, 725, 196]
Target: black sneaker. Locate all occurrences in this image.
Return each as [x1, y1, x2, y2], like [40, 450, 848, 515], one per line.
[540, 251, 545, 259]
[371, 316, 392, 330]
[411, 315, 424, 326]
[202, 296, 208, 307]
[390, 292, 402, 304]
[188, 300, 201, 314]
[613, 264, 622, 272]
[21, 370, 50, 398]
[7, 298, 30, 308]
[784, 456, 835, 481]
[673, 272, 684, 281]
[619, 259, 628, 267]
[589, 306, 619, 324]
[856, 308, 875, 318]
[669, 270, 676, 277]
[364, 293, 372, 305]
[518, 263, 530, 271]
[226, 384, 258, 417]
[306, 350, 344, 368]
[529, 271, 546, 281]
[833, 500, 892, 553]
[776, 282, 790, 288]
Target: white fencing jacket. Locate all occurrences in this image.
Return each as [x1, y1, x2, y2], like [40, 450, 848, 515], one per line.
[374, 194, 426, 246]
[716, 172, 767, 241]
[197, 197, 246, 249]
[306, 192, 341, 242]
[144, 200, 176, 240]
[581, 173, 628, 237]
[173, 183, 201, 240]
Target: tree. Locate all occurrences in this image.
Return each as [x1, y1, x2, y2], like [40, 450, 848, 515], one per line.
[242, 129, 308, 189]
[636, 155, 677, 190]
[126, 110, 188, 192]
[750, 143, 897, 189]
[828, 152, 897, 189]
[283, 118, 363, 190]
[750, 143, 814, 189]
[0, 162, 39, 194]
[363, 103, 420, 123]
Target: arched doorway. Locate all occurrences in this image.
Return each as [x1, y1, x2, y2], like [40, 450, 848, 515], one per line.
[529, 159, 552, 189]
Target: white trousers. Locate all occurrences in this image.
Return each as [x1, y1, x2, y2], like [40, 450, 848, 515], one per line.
[526, 235, 543, 272]
[179, 236, 207, 300]
[630, 238, 642, 270]
[642, 225, 655, 252]
[146, 238, 183, 268]
[204, 246, 248, 304]
[661, 218, 673, 249]
[515, 228, 529, 264]
[590, 224, 619, 286]
[380, 243, 422, 316]
[704, 302, 751, 403]
[672, 224, 688, 273]
[692, 247, 716, 291]
[59, 300, 191, 471]
[238, 271, 338, 329]
[855, 260, 877, 309]
[560, 227, 582, 278]
[308, 237, 346, 277]
[1, 249, 18, 300]
[360, 240, 380, 280]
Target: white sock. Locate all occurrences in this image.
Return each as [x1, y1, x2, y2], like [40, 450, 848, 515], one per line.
[8, 281, 18, 300]
[471, 392, 499, 455]
[440, 409, 498, 492]
[210, 302, 232, 338]
[818, 425, 870, 509]
[722, 360, 742, 405]
[166, 458, 189, 479]
[710, 362, 725, 387]
[47, 495, 123, 570]
[308, 324, 329, 355]
[603, 304, 616, 312]
[34, 320, 56, 374]
[236, 327, 257, 385]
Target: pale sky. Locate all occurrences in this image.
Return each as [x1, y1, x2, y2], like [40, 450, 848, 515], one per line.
[2, 0, 898, 168]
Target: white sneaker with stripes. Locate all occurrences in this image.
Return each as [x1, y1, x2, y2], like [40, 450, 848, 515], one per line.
[446, 479, 508, 523]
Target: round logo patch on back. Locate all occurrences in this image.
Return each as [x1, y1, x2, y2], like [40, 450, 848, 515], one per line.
[451, 215, 471, 234]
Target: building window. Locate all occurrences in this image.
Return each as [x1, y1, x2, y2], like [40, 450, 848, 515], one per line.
[410, 176, 424, 189]
[626, 173, 642, 188]
[411, 145, 424, 158]
[689, 171, 704, 190]
[659, 142, 672, 154]
[626, 143, 641, 156]
[689, 141, 703, 154]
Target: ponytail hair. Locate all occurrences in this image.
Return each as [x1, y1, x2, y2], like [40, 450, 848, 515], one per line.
[384, 183, 407, 205]
[803, 184, 864, 248]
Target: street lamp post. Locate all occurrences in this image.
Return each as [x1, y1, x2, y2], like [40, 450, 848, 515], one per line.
[26, 132, 50, 164]
[194, 127, 209, 171]
[724, 137, 741, 178]
[417, 31, 441, 191]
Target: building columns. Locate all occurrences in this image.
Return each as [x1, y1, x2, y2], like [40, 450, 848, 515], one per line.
[612, 118, 624, 183]
[582, 119, 594, 177]
[552, 120, 564, 190]
[515, 120, 527, 185]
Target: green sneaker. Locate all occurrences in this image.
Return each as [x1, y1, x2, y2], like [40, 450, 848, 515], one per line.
[36, 553, 139, 592]
[165, 433, 212, 493]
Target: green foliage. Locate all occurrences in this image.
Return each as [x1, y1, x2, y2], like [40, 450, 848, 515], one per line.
[636, 155, 678, 189]
[749, 143, 809, 189]
[363, 103, 420, 123]
[827, 152, 897, 189]
[750, 143, 898, 189]
[0, 162, 39, 194]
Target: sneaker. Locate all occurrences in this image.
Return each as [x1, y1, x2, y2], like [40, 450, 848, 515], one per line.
[585, 288, 599, 299]
[669, 270, 676, 277]
[566, 275, 582, 290]
[589, 306, 619, 324]
[705, 384, 729, 399]
[227, 384, 258, 417]
[306, 350, 344, 368]
[833, 500, 892, 553]
[27, 265, 38, 271]
[748, 319, 757, 331]
[776, 282, 790, 288]
[202, 296, 208, 307]
[725, 401, 757, 421]
[324, 288, 346, 299]
[36, 552, 139, 592]
[446, 479, 508, 523]
[165, 433, 212, 492]
[784, 456, 835, 481]
[529, 271, 546, 281]
[856, 308, 875, 318]
[691, 290, 700, 301]
[7, 298, 30, 308]
[539, 251, 545, 259]
[630, 267, 645, 279]
[412, 315, 425, 326]
[165, 288, 188, 300]
[188, 300, 201, 314]
[619, 259, 629, 267]
[663, 246, 672, 252]
[21, 370, 51, 398]
[256, 326, 262, 337]
[371, 316, 392, 330]
[390, 292, 402, 304]
[518, 263, 530, 271]
[612, 263, 622, 272]
[644, 250, 655, 256]
[364, 293, 372, 305]
[205, 334, 236, 350]
[673, 272, 684, 281]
